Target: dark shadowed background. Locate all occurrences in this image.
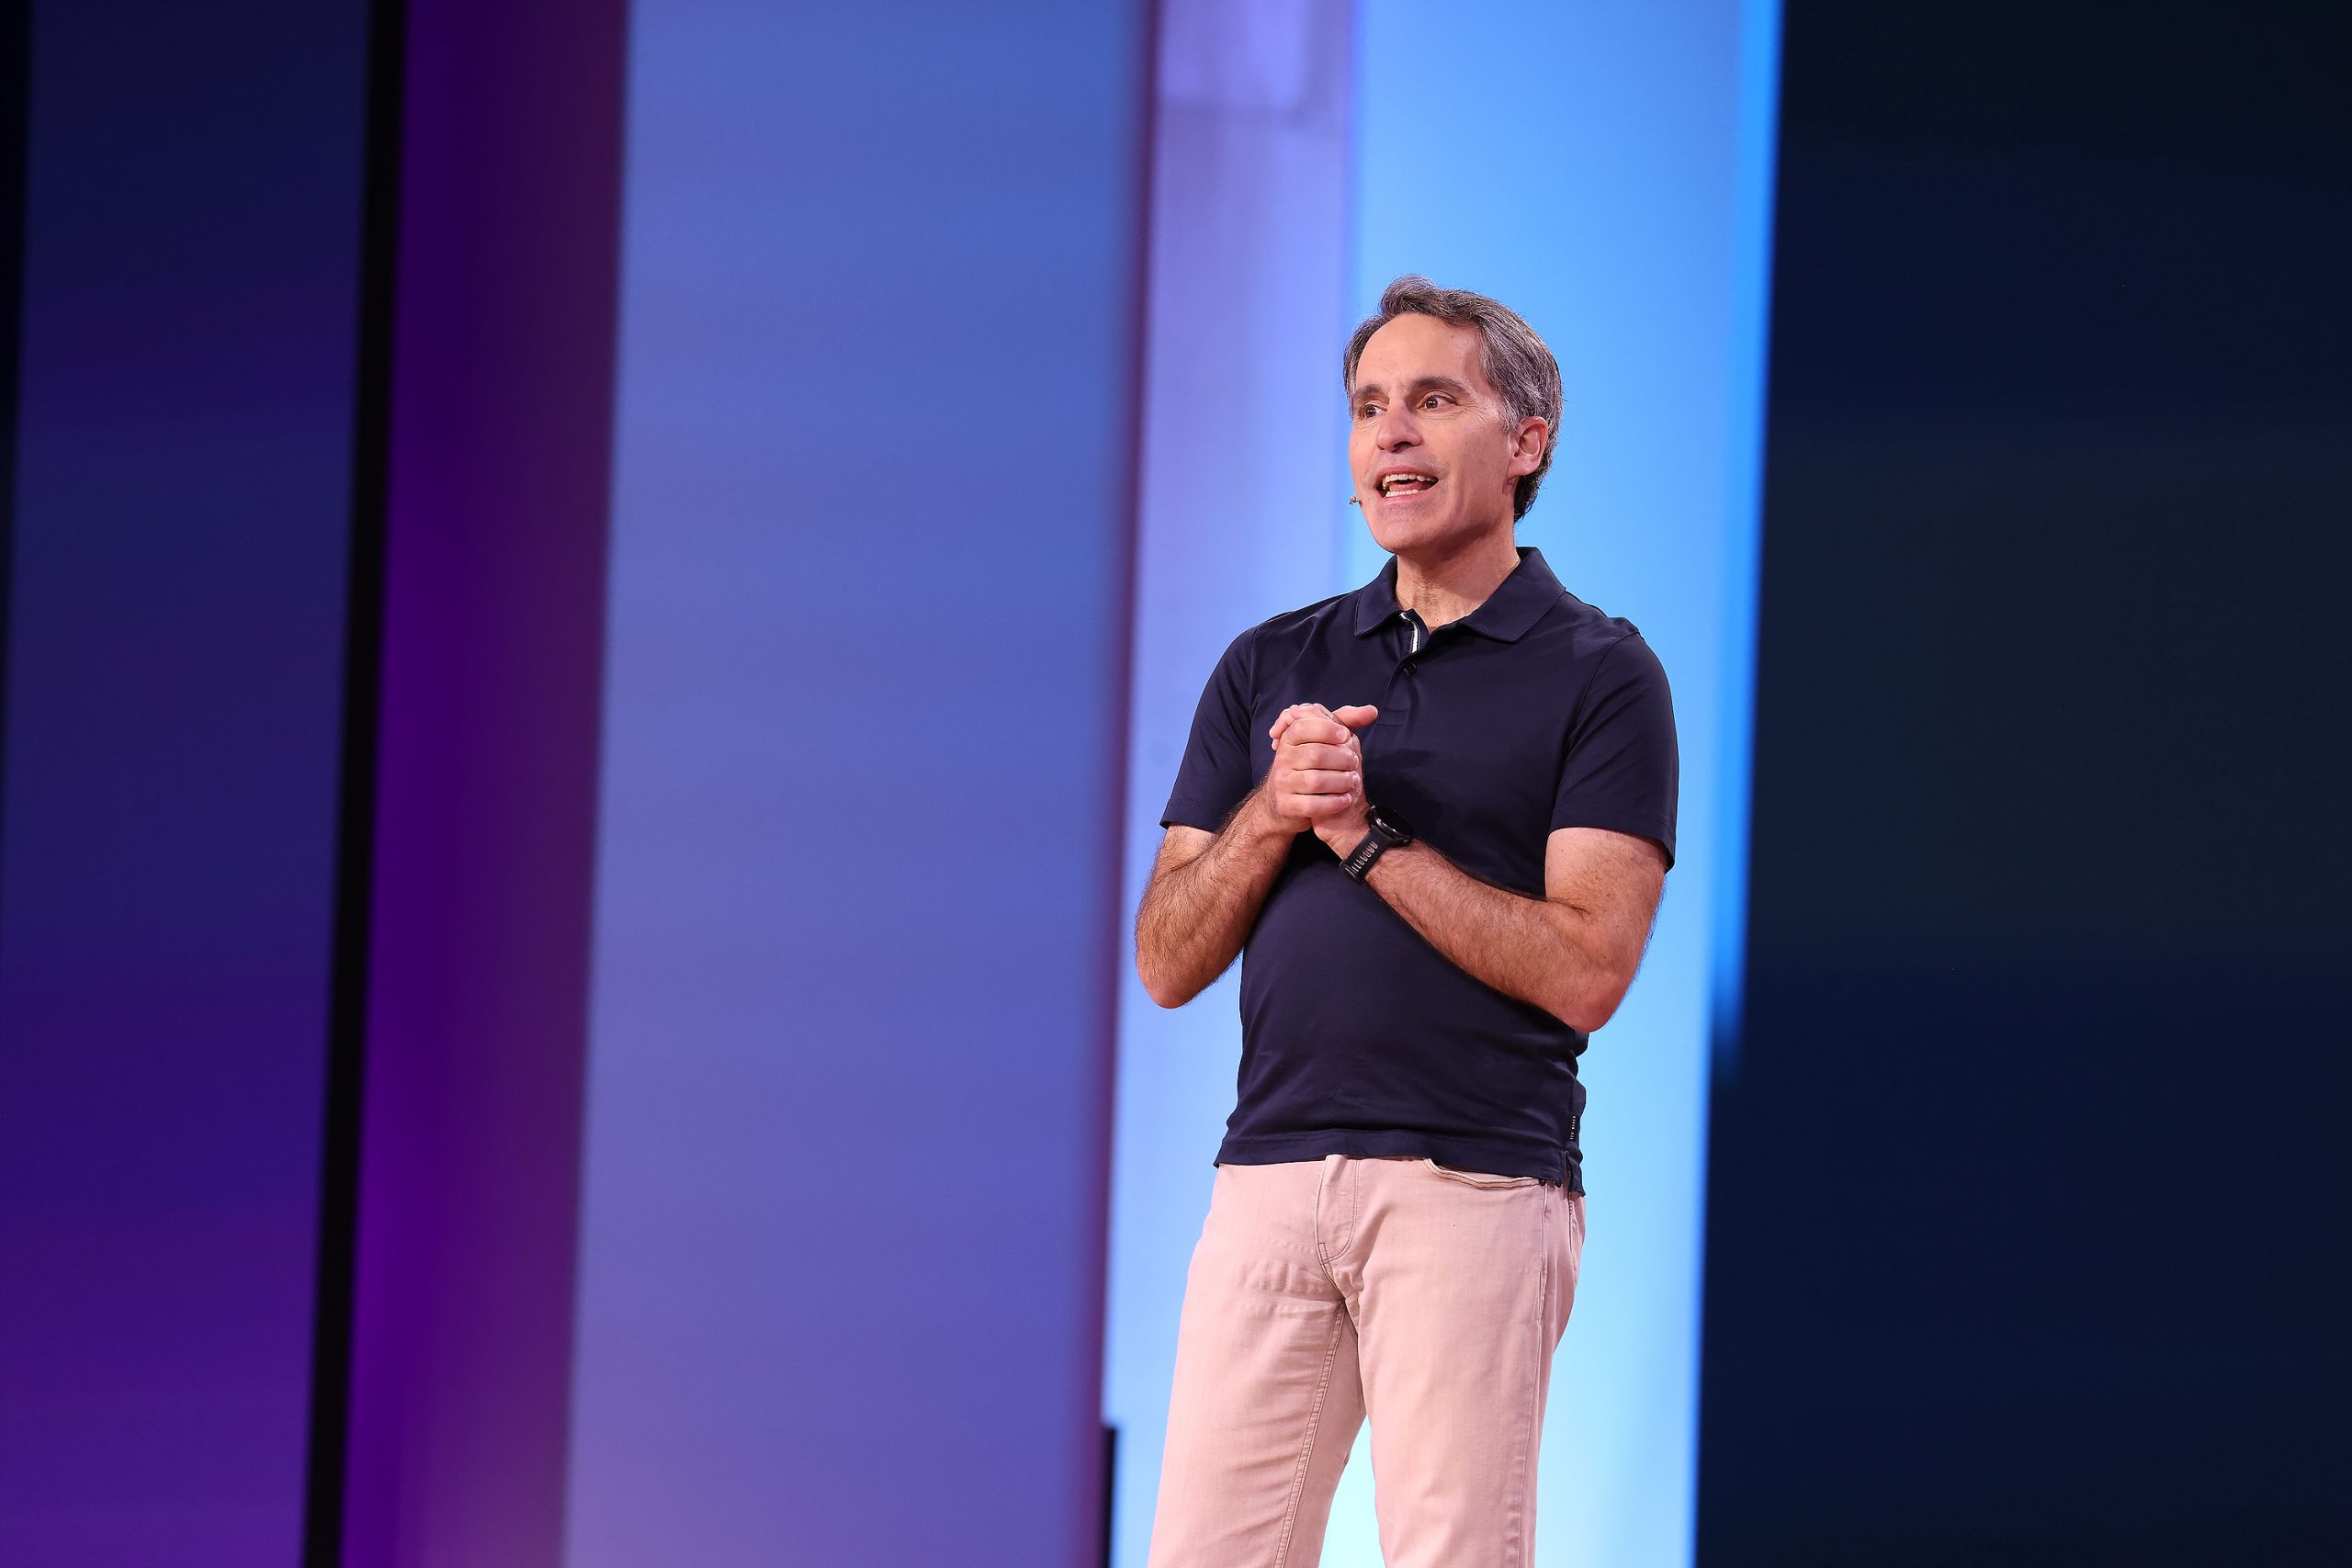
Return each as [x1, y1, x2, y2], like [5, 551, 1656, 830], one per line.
[1700, 3, 2350, 1563]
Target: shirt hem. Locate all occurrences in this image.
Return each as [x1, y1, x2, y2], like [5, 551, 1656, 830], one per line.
[1159, 795, 1238, 832]
[1215, 1129, 1582, 1192]
[1546, 805, 1677, 870]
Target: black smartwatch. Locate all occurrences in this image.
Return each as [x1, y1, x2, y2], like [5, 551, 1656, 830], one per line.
[1340, 803, 1414, 882]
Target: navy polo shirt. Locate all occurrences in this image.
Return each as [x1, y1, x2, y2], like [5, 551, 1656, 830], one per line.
[1159, 546, 1678, 1192]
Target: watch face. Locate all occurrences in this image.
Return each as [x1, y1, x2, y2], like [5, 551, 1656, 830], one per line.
[1370, 805, 1413, 844]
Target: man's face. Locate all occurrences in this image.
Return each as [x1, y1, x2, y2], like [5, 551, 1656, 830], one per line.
[1347, 313, 1544, 555]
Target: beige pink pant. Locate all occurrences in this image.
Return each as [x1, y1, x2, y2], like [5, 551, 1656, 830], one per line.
[1146, 1153, 1586, 1568]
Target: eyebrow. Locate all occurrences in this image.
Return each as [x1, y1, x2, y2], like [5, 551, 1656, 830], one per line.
[1351, 374, 1476, 405]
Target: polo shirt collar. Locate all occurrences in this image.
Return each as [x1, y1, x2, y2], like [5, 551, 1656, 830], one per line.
[1349, 545, 1565, 644]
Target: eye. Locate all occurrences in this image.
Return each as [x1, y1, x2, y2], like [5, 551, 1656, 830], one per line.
[1421, 392, 1450, 410]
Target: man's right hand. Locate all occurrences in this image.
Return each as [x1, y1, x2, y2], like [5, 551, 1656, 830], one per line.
[1259, 703, 1380, 834]
[1137, 700, 1379, 1008]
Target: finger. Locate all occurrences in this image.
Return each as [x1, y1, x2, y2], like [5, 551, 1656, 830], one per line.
[1333, 705, 1380, 729]
[1282, 742, 1361, 771]
[1274, 715, 1353, 750]
[1269, 702, 1331, 743]
[1270, 705, 1326, 742]
[1280, 767, 1361, 795]
[1277, 789, 1355, 818]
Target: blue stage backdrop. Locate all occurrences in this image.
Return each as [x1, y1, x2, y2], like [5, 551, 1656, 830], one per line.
[1103, 2, 1781, 1562]
[6, 5, 2342, 1566]
[560, 5, 1153, 1564]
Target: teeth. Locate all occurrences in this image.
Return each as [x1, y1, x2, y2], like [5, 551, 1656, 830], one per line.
[1381, 474, 1434, 494]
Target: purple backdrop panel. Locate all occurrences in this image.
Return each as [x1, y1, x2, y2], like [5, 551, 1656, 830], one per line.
[0, 4, 370, 1564]
[336, 4, 627, 1566]
[561, 4, 1152, 1563]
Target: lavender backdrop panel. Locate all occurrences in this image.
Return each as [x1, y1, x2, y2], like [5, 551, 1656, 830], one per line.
[562, 4, 1151, 1563]
[1100, 3, 1362, 1562]
[0, 3, 370, 1563]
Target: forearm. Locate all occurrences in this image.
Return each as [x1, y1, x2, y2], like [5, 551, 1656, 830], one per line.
[1136, 786, 1296, 1007]
[1359, 840, 1623, 1032]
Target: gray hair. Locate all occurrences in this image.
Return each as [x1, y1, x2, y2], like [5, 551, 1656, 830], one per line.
[1342, 276, 1563, 520]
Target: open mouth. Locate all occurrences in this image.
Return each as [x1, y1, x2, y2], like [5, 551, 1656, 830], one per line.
[1376, 471, 1439, 499]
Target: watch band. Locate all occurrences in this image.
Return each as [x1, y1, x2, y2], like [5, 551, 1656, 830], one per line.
[1340, 809, 1411, 882]
[1340, 830, 1385, 882]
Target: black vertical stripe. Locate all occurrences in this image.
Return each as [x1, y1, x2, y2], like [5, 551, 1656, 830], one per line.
[0, 0, 29, 943]
[302, 1, 404, 1562]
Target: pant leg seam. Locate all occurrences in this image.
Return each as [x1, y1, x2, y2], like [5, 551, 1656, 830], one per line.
[1509, 1184, 1555, 1566]
[1272, 1303, 1348, 1568]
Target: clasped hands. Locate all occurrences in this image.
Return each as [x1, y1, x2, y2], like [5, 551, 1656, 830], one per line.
[1263, 702, 1381, 855]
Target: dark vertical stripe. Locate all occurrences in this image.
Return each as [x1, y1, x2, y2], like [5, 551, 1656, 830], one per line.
[0, 0, 28, 919]
[303, 1, 405, 1562]
[1100, 1422, 1121, 1568]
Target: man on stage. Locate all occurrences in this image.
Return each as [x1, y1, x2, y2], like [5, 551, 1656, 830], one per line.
[1136, 276, 1679, 1565]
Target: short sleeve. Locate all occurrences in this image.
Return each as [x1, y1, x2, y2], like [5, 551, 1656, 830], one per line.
[1159, 626, 1258, 831]
[1551, 633, 1679, 868]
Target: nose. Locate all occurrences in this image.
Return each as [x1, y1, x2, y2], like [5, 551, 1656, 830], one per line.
[1373, 403, 1420, 451]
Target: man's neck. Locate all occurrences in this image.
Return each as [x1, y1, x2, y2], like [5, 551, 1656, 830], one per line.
[1394, 525, 1521, 630]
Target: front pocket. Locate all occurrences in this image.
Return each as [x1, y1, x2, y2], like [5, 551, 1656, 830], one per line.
[1421, 1157, 1539, 1190]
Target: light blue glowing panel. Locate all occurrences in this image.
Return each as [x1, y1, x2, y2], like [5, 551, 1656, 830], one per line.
[1106, 2, 1780, 1562]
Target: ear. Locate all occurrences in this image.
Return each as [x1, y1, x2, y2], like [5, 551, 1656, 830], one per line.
[1506, 415, 1549, 479]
